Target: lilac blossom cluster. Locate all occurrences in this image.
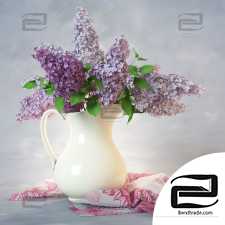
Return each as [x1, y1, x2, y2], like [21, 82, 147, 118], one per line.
[17, 90, 54, 121]
[33, 45, 84, 97]
[132, 73, 202, 116]
[33, 45, 85, 113]
[73, 7, 130, 105]
[73, 7, 104, 65]
[93, 37, 130, 105]
[17, 7, 202, 121]
[17, 44, 85, 121]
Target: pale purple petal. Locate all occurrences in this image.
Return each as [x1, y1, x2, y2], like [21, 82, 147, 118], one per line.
[132, 72, 202, 116]
[33, 45, 85, 112]
[93, 37, 130, 105]
[17, 90, 54, 121]
[73, 7, 104, 65]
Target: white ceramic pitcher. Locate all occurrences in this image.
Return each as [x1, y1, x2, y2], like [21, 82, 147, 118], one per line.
[40, 105, 127, 199]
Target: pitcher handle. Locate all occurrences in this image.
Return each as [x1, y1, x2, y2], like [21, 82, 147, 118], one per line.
[40, 109, 64, 170]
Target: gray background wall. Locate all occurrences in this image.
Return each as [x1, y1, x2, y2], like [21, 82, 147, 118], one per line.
[0, 0, 225, 224]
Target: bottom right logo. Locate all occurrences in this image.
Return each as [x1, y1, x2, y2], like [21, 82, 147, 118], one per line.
[171, 174, 218, 209]
[153, 153, 225, 225]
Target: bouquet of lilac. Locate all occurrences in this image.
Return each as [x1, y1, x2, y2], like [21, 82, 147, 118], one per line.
[17, 8, 202, 122]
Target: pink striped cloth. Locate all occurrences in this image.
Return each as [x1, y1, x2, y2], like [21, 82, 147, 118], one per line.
[9, 172, 168, 216]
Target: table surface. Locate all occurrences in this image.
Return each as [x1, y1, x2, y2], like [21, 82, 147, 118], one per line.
[1, 198, 152, 225]
[1, 145, 152, 225]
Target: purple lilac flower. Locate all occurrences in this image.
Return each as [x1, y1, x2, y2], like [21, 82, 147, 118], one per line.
[16, 90, 54, 121]
[17, 7, 202, 121]
[73, 8, 130, 106]
[73, 7, 104, 65]
[33, 45, 85, 112]
[132, 73, 202, 116]
[93, 37, 130, 105]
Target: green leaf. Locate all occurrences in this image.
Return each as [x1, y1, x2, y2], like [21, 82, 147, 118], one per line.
[37, 77, 55, 95]
[54, 96, 64, 113]
[83, 63, 93, 72]
[80, 81, 90, 93]
[87, 76, 103, 90]
[128, 65, 138, 77]
[118, 88, 135, 122]
[120, 97, 132, 116]
[117, 90, 126, 101]
[38, 77, 48, 88]
[134, 77, 150, 90]
[117, 87, 130, 101]
[44, 83, 55, 96]
[23, 80, 37, 89]
[70, 92, 86, 105]
[140, 65, 155, 75]
[95, 79, 103, 90]
[128, 105, 134, 122]
[134, 49, 140, 58]
[45, 87, 54, 96]
[133, 49, 147, 61]
[120, 95, 133, 120]
[86, 96, 101, 117]
[137, 57, 147, 61]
